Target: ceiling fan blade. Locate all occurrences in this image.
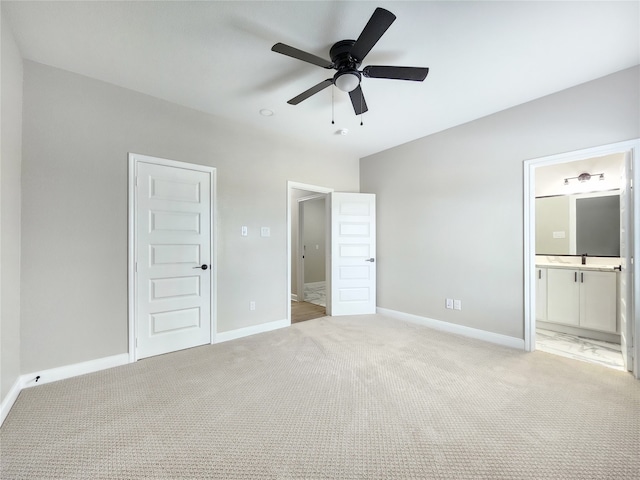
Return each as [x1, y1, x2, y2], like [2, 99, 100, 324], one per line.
[287, 79, 334, 105]
[362, 65, 429, 81]
[272, 43, 333, 69]
[350, 8, 396, 63]
[349, 85, 368, 115]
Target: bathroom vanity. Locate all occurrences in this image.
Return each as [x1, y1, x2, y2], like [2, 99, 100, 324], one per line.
[536, 259, 620, 341]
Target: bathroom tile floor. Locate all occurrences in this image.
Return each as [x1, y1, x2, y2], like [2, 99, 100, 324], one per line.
[303, 282, 326, 307]
[536, 328, 625, 371]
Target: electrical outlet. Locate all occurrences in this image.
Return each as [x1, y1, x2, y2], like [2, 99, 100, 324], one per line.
[250, 301, 256, 311]
[454, 299, 462, 311]
[445, 298, 454, 309]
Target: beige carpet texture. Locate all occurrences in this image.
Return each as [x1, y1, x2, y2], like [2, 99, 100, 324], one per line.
[1, 314, 639, 479]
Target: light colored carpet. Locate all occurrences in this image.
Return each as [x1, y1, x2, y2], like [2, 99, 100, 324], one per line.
[1, 314, 639, 479]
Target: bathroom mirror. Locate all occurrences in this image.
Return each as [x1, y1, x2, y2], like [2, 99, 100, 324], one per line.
[535, 191, 620, 256]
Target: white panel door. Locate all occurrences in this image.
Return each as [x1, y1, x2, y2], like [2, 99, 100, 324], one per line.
[136, 160, 212, 359]
[330, 193, 376, 316]
[620, 152, 633, 371]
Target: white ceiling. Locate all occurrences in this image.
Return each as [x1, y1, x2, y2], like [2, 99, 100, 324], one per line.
[3, 1, 639, 158]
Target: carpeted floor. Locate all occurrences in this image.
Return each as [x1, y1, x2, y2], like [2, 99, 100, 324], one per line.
[1, 314, 639, 479]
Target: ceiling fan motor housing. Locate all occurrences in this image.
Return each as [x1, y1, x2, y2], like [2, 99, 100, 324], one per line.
[330, 40, 362, 92]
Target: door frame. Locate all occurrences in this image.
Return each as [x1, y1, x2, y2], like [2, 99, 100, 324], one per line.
[287, 182, 333, 324]
[523, 139, 640, 378]
[128, 153, 217, 362]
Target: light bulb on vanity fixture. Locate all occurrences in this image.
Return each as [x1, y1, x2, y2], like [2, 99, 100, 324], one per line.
[563, 172, 604, 185]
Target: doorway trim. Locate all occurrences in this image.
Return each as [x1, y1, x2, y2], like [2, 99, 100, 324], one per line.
[287, 182, 333, 324]
[523, 139, 640, 378]
[128, 153, 217, 362]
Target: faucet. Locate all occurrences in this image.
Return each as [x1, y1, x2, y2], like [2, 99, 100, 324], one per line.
[581, 253, 588, 265]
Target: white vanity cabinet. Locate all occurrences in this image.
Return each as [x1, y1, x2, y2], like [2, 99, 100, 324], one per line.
[579, 271, 617, 332]
[546, 267, 617, 333]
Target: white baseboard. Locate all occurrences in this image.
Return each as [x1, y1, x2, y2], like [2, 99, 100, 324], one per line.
[1, 377, 24, 427]
[291, 293, 298, 302]
[20, 353, 131, 390]
[0, 353, 130, 427]
[377, 307, 525, 350]
[215, 318, 290, 344]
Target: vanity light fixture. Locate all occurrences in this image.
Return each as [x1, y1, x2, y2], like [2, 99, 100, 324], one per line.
[564, 172, 604, 185]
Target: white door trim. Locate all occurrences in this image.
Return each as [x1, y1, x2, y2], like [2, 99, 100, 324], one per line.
[287, 182, 333, 324]
[523, 139, 640, 379]
[128, 153, 217, 362]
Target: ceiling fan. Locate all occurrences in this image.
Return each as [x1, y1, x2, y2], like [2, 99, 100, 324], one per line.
[271, 7, 429, 115]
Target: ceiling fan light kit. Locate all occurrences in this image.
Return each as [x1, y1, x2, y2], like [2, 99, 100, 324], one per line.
[335, 71, 361, 92]
[271, 7, 429, 116]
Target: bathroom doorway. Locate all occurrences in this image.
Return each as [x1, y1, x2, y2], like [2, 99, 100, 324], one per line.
[535, 155, 624, 370]
[524, 140, 640, 378]
[288, 182, 331, 324]
[298, 195, 328, 309]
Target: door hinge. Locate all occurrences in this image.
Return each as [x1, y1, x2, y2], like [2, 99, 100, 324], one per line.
[135, 176, 139, 188]
[135, 338, 138, 348]
[135, 261, 138, 272]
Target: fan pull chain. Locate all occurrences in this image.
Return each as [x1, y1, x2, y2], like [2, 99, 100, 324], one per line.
[331, 87, 335, 125]
[360, 89, 364, 126]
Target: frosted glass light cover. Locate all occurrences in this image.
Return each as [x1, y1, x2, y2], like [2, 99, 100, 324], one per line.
[335, 72, 360, 92]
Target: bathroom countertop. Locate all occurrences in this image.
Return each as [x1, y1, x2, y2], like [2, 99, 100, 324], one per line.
[535, 263, 620, 272]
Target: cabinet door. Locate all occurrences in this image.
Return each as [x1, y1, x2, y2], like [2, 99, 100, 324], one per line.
[547, 269, 580, 326]
[535, 268, 547, 322]
[580, 271, 617, 333]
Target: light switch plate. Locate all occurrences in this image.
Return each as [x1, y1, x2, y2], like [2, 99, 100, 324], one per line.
[445, 298, 454, 309]
[261, 227, 270, 237]
[241, 226, 248, 237]
[454, 299, 462, 310]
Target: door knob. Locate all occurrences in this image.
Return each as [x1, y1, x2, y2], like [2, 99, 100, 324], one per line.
[193, 264, 209, 270]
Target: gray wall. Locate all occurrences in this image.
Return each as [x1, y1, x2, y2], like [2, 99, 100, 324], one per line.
[20, 61, 359, 374]
[1, 16, 23, 401]
[360, 66, 639, 339]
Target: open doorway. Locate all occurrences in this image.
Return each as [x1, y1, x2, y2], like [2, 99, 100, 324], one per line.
[288, 182, 333, 324]
[534, 154, 625, 370]
[524, 140, 640, 379]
